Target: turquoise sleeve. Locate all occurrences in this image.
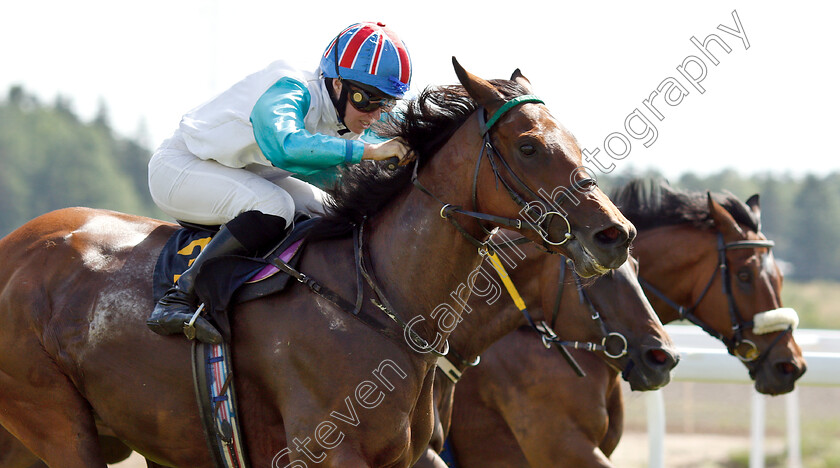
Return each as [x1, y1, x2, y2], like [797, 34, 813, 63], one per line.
[251, 77, 365, 176]
[294, 168, 343, 191]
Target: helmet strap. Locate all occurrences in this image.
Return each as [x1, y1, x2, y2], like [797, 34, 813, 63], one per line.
[329, 37, 350, 131]
[326, 77, 350, 133]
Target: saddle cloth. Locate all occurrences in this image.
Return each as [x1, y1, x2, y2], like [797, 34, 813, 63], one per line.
[152, 218, 315, 340]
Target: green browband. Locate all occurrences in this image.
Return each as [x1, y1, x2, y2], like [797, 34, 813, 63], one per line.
[482, 95, 544, 135]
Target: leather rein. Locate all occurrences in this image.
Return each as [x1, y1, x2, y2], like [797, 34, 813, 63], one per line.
[276, 93, 588, 361]
[410, 95, 598, 251]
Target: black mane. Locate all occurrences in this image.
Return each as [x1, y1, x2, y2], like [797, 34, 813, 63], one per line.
[310, 79, 529, 239]
[610, 178, 759, 232]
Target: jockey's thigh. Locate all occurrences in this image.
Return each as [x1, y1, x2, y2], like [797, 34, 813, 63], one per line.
[243, 164, 328, 218]
[149, 150, 294, 225]
[274, 176, 328, 218]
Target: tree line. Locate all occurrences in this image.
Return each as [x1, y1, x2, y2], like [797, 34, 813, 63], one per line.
[1, 87, 837, 280]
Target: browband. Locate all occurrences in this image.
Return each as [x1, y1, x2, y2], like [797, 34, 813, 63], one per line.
[481, 95, 544, 136]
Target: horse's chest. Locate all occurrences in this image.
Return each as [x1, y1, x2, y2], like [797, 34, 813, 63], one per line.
[347, 363, 436, 466]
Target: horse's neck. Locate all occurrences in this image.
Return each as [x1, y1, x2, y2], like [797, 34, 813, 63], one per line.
[636, 225, 715, 324]
[447, 247, 547, 363]
[365, 121, 493, 347]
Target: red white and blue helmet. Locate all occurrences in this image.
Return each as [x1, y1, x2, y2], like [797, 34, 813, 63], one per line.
[321, 22, 412, 99]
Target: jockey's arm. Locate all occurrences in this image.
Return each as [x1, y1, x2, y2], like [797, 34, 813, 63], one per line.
[251, 77, 366, 176]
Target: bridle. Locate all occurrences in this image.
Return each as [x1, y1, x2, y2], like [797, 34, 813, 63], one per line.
[410, 94, 598, 251]
[413, 93, 605, 382]
[638, 232, 792, 377]
[437, 244, 630, 382]
[536, 256, 630, 377]
[548, 258, 629, 357]
[281, 92, 600, 370]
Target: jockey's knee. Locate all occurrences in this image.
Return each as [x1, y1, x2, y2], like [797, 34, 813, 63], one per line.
[226, 210, 289, 255]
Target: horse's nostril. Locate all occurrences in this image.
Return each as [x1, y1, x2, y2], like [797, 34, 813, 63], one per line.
[647, 348, 669, 365]
[594, 226, 624, 245]
[776, 361, 797, 375]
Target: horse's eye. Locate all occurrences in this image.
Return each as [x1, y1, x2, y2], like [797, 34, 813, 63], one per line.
[737, 269, 752, 283]
[520, 144, 536, 156]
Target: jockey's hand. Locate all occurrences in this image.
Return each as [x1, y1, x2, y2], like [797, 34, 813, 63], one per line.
[362, 138, 414, 165]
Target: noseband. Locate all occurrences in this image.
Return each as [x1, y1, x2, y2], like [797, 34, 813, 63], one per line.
[638, 233, 793, 377]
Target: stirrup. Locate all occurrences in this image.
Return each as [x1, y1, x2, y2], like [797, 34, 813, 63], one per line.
[183, 304, 206, 340]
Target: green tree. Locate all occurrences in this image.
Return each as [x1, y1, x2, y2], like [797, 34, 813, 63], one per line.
[788, 176, 840, 280]
[0, 86, 163, 237]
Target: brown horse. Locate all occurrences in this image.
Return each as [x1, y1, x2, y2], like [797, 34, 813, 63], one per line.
[0, 251, 676, 468]
[0, 60, 635, 467]
[446, 179, 807, 467]
[412, 241, 678, 468]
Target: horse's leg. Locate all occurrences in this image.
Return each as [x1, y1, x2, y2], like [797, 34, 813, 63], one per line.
[599, 378, 624, 457]
[412, 447, 449, 468]
[0, 347, 106, 467]
[450, 381, 529, 468]
[0, 426, 46, 468]
[94, 435, 132, 464]
[549, 433, 615, 468]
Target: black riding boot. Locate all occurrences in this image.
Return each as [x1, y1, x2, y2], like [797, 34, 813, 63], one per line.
[147, 225, 246, 344]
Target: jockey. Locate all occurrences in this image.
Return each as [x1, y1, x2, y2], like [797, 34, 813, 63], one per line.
[147, 22, 412, 344]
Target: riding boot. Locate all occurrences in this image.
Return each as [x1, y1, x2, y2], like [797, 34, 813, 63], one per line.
[147, 225, 245, 344]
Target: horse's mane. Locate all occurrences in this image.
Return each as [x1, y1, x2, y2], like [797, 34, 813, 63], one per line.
[609, 178, 759, 232]
[309, 79, 529, 239]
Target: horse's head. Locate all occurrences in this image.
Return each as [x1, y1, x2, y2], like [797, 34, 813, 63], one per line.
[452, 58, 635, 277]
[701, 193, 806, 395]
[619, 179, 806, 395]
[546, 256, 678, 391]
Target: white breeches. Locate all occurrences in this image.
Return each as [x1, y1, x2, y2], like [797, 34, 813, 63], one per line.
[149, 148, 327, 226]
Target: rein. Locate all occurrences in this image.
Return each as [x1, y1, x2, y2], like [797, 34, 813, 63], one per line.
[638, 232, 792, 376]
[271, 95, 556, 358]
[287, 93, 592, 374]
[550, 259, 629, 359]
[269, 219, 448, 359]
[428, 94, 590, 382]
[437, 236, 631, 382]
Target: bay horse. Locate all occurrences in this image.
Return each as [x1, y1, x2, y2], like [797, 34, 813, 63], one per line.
[413, 241, 678, 468]
[446, 179, 807, 467]
[0, 60, 635, 467]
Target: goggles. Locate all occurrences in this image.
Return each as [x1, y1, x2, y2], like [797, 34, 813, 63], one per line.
[347, 83, 396, 113]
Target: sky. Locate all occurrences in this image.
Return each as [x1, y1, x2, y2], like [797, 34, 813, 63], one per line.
[2, 1, 838, 178]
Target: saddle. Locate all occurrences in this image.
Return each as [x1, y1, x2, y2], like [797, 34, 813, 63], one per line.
[153, 217, 316, 340]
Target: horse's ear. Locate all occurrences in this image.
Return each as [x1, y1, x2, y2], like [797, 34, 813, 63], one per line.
[708, 192, 745, 239]
[452, 57, 505, 113]
[745, 194, 762, 230]
[510, 68, 534, 94]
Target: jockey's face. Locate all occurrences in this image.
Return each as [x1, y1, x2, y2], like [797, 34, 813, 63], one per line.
[343, 100, 382, 134]
[332, 79, 384, 135]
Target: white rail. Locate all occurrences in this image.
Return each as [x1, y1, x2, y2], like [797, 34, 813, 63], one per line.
[646, 326, 840, 468]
